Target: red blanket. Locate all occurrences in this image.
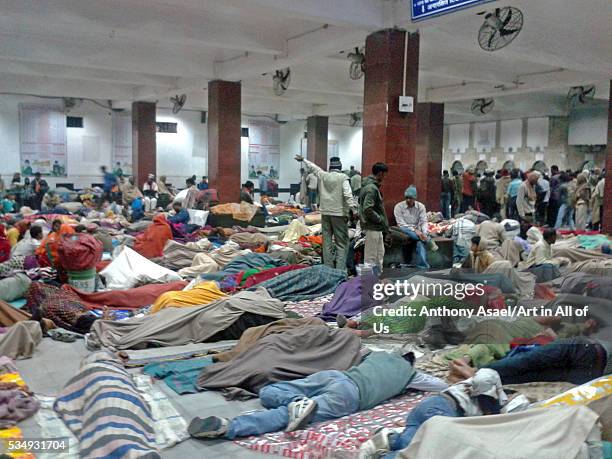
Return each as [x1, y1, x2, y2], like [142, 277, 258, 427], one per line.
[62, 281, 188, 310]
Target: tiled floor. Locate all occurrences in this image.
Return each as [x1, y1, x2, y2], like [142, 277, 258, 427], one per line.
[15, 338, 267, 458]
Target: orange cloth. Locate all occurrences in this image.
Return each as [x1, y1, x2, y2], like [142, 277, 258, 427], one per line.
[133, 214, 173, 258]
[35, 224, 75, 267]
[150, 281, 226, 313]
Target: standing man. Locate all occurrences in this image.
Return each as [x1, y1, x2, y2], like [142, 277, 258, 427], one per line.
[495, 169, 511, 219]
[536, 173, 551, 226]
[306, 170, 318, 210]
[296, 155, 357, 272]
[440, 171, 453, 220]
[350, 170, 362, 198]
[461, 168, 477, 213]
[516, 171, 539, 224]
[451, 170, 463, 216]
[477, 170, 496, 217]
[256, 171, 268, 195]
[394, 186, 436, 269]
[30, 172, 48, 211]
[359, 163, 389, 272]
[547, 165, 561, 227]
[101, 166, 117, 203]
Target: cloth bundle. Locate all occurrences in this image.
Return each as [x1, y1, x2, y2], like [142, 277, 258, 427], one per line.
[58, 233, 103, 271]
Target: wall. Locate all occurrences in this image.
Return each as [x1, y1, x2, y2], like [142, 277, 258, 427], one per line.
[0, 95, 363, 197]
[443, 114, 608, 173]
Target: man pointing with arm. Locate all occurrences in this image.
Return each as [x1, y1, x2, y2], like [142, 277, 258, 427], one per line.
[296, 155, 357, 272]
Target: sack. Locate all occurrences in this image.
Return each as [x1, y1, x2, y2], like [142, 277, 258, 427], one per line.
[58, 234, 103, 271]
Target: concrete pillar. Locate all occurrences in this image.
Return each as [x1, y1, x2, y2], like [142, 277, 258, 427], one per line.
[602, 80, 612, 234]
[208, 80, 241, 203]
[415, 103, 445, 212]
[362, 29, 419, 220]
[131, 101, 156, 188]
[306, 116, 329, 169]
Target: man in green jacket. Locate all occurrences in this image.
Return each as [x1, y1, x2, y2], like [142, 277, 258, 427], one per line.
[359, 163, 389, 272]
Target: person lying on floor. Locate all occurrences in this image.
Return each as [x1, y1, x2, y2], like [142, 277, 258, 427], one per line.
[360, 369, 507, 459]
[449, 334, 612, 385]
[188, 351, 447, 440]
[442, 317, 599, 374]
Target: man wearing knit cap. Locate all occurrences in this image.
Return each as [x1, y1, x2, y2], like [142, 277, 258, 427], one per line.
[296, 155, 357, 272]
[394, 186, 435, 269]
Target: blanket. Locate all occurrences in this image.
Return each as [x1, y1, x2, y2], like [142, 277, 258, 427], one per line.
[318, 274, 381, 321]
[89, 288, 286, 350]
[0, 321, 42, 359]
[133, 214, 172, 258]
[54, 352, 160, 458]
[398, 405, 599, 459]
[250, 265, 347, 301]
[100, 247, 182, 290]
[196, 326, 362, 398]
[236, 391, 428, 458]
[63, 281, 188, 310]
[150, 281, 226, 313]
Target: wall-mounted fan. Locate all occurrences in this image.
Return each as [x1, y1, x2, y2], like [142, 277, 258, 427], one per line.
[170, 94, 186, 114]
[347, 47, 365, 80]
[567, 85, 596, 106]
[478, 7, 523, 51]
[273, 68, 291, 96]
[349, 112, 362, 127]
[62, 97, 82, 112]
[471, 98, 495, 115]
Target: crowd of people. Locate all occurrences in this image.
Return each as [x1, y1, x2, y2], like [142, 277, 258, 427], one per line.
[440, 165, 606, 231]
[0, 156, 610, 458]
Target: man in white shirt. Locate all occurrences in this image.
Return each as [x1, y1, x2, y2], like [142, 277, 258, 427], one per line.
[296, 155, 357, 272]
[394, 186, 435, 269]
[306, 172, 318, 210]
[142, 173, 159, 211]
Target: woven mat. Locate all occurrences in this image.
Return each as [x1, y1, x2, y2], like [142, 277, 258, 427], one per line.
[235, 391, 429, 459]
[284, 294, 333, 318]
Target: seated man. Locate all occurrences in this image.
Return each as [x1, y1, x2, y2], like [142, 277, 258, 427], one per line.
[461, 236, 495, 273]
[475, 219, 505, 251]
[167, 201, 189, 225]
[394, 186, 436, 269]
[361, 369, 507, 458]
[520, 228, 565, 282]
[188, 351, 447, 440]
[451, 334, 611, 385]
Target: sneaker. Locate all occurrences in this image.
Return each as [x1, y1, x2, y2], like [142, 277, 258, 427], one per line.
[359, 427, 396, 458]
[188, 416, 229, 439]
[286, 398, 317, 432]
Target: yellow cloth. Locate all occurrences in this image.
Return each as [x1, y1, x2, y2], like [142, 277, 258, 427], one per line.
[6, 228, 19, 247]
[150, 281, 226, 313]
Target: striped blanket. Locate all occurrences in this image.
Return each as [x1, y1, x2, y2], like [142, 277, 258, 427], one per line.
[54, 352, 160, 459]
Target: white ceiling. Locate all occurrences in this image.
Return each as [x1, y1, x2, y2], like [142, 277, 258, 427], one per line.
[0, 0, 610, 121]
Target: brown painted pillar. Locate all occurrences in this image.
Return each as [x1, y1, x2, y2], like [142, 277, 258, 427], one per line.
[362, 29, 419, 221]
[131, 101, 156, 188]
[307, 116, 329, 169]
[415, 103, 445, 212]
[208, 80, 241, 203]
[602, 80, 612, 234]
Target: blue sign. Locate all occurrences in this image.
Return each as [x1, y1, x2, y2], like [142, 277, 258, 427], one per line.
[412, 0, 495, 21]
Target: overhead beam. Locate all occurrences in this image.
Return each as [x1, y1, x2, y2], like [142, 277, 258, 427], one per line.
[0, 58, 177, 88]
[153, 0, 385, 29]
[0, 73, 135, 100]
[426, 71, 606, 102]
[0, 0, 285, 55]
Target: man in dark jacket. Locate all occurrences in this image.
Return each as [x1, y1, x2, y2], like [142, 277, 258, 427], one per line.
[359, 163, 389, 271]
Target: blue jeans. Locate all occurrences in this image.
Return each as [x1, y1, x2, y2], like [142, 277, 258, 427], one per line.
[554, 203, 575, 230]
[384, 395, 459, 458]
[398, 228, 430, 269]
[226, 370, 360, 439]
[486, 337, 603, 385]
[440, 192, 451, 219]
